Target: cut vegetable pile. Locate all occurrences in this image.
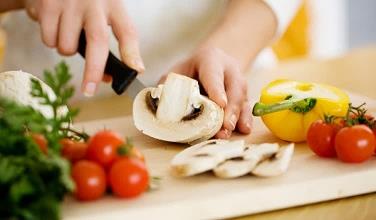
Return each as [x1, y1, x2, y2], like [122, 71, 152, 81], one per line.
[170, 140, 294, 178]
[0, 62, 150, 220]
[253, 79, 376, 164]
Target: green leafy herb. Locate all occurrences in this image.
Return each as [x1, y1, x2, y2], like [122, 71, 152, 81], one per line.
[0, 61, 78, 220]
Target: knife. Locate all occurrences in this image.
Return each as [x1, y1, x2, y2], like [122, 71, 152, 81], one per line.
[77, 30, 145, 98]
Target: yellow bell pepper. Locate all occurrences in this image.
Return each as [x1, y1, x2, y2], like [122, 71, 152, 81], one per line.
[252, 79, 349, 142]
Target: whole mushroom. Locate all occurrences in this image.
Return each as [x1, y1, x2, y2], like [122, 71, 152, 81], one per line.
[133, 73, 224, 144]
[0, 70, 68, 118]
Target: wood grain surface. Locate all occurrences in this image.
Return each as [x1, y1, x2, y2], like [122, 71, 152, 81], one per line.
[70, 47, 376, 219]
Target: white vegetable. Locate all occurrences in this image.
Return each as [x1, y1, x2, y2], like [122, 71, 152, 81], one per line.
[171, 140, 294, 178]
[171, 139, 245, 177]
[0, 70, 68, 118]
[133, 73, 223, 144]
[214, 143, 280, 178]
[252, 143, 295, 177]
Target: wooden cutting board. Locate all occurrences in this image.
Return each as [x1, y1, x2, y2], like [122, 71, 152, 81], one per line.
[62, 95, 376, 220]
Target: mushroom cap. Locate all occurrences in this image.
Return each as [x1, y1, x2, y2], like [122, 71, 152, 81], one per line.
[0, 70, 68, 118]
[133, 73, 224, 144]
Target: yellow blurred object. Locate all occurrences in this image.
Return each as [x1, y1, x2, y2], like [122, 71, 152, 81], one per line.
[272, 2, 309, 60]
[252, 79, 349, 142]
[0, 15, 6, 67]
[0, 28, 5, 66]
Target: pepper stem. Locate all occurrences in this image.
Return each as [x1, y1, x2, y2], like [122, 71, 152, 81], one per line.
[252, 97, 317, 116]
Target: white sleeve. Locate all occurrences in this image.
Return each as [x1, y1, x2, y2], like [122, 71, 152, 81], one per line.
[263, 0, 303, 39]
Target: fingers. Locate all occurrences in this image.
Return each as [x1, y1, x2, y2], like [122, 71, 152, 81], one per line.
[38, 1, 62, 47]
[57, 3, 83, 55]
[222, 67, 247, 135]
[81, 8, 109, 97]
[198, 61, 227, 108]
[158, 74, 168, 85]
[215, 128, 232, 139]
[24, 0, 38, 20]
[237, 100, 253, 134]
[110, 4, 145, 73]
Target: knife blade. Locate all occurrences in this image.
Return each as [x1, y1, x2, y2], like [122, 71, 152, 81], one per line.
[77, 30, 145, 98]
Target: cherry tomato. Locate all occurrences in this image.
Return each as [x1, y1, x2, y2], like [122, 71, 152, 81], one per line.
[109, 158, 149, 198]
[307, 120, 339, 158]
[61, 138, 88, 163]
[71, 160, 106, 201]
[31, 133, 48, 154]
[87, 130, 124, 167]
[335, 125, 376, 163]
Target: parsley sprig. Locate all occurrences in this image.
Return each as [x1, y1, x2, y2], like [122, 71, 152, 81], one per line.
[0, 61, 79, 220]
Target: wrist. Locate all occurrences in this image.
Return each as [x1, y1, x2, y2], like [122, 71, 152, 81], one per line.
[198, 0, 277, 72]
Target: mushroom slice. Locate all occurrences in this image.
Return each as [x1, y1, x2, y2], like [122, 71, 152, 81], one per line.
[133, 73, 224, 144]
[213, 143, 279, 178]
[252, 143, 295, 177]
[171, 140, 245, 177]
[244, 143, 280, 161]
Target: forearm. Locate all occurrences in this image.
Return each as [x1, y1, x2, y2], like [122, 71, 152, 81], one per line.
[0, 0, 24, 12]
[199, 0, 277, 72]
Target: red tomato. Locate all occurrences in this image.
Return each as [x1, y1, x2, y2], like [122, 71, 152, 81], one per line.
[31, 133, 48, 154]
[335, 125, 376, 163]
[61, 138, 88, 163]
[109, 158, 149, 198]
[87, 130, 124, 167]
[307, 120, 339, 158]
[71, 160, 106, 201]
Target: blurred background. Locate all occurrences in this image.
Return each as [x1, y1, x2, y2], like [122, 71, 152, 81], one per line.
[273, 0, 375, 60]
[0, 0, 375, 102]
[2, 0, 374, 67]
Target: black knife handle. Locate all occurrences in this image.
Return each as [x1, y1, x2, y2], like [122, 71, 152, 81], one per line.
[77, 30, 138, 95]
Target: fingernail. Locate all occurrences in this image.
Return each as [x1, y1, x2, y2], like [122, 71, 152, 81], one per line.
[229, 113, 237, 130]
[223, 129, 232, 138]
[246, 121, 251, 129]
[83, 82, 96, 97]
[132, 58, 145, 73]
[221, 93, 228, 106]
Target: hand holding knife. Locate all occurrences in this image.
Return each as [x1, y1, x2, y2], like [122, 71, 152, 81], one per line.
[77, 30, 145, 98]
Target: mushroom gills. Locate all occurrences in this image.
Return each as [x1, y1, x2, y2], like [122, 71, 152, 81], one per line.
[171, 140, 245, 177]
[213, 143, 280, 178]
[252, 143, 295, 177]
[133, 73, 224, 143]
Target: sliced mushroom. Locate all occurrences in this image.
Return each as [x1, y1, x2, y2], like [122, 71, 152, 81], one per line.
[0, 70, 68, 118]
[171, 139, 245, 177]
[133, 73, 224, 144]
[213, 143, 279, 178]
[252, 143, 295, 177]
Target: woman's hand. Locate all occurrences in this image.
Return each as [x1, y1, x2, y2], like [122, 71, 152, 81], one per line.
[160, 47, 253, 139]
[23, 0, 145, 96]
[160, 0, 277, 139]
